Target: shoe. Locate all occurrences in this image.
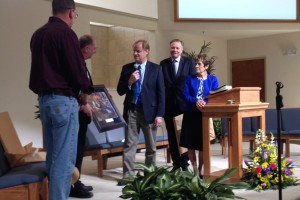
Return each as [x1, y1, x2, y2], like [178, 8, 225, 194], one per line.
[75, 180, 93, 192]
[181, 166, 188, 171]
[69, 187, 93, 198]
[117, 181, 127, 186]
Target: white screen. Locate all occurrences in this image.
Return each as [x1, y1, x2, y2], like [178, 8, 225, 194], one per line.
[177, 0, 297, 20]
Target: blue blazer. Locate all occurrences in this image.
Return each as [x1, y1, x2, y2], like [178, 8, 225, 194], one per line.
[160, 56, 195, 114]
[183, 74, 219, 112]
[117, 61, 165, 123]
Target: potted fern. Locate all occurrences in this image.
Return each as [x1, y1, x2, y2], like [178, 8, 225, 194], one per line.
[183, 41, 217, 75]
[118, 162, 249, 200]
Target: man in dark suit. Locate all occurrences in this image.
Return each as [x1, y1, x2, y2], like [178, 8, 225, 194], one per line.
[69, 35, 96, 198]
[117, 40, 165, 183]
[160, 39, 195, 170]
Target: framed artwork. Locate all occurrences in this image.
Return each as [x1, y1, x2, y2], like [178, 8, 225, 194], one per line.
[87, 85, 126, 132]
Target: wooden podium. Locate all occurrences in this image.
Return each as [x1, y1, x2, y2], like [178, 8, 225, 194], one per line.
[202, 87, 269, 181]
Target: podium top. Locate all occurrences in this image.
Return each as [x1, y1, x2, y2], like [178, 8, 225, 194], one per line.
[207, 87, 261, 104]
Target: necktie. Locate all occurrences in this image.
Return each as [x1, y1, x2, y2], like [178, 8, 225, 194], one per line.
[173, 59, 178, 75]
[197, 79, 204, 100]
[135, 65, 142, 106]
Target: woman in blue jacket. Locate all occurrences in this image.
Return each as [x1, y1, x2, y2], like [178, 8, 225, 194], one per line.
[180, 54, 219, 177]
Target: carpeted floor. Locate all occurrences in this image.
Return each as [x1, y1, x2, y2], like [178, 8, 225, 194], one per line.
[70, 142, 300, 200]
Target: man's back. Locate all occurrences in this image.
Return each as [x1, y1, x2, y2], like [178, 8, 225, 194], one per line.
[29, 17, 89, 97]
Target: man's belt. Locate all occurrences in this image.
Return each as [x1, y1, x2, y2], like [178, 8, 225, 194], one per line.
[38, 90, 75, 98]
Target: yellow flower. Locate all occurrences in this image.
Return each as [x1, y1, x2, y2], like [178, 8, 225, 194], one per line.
[254, 148, 260, 153]
[257, 173, 262, 178]
[282, 161, 286, 167]
[269, 157, 276, 163]
[260, 177, 266, 182]
[267, 174, 273, 179]
[285, 175, 289, 179]
[254, 156, 260, 162]
[262, 143, 268, 148]
[262, 162, 268, 169]
[293, 177, 297, 182]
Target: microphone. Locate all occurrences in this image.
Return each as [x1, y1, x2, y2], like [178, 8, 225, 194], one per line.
[276, 81, 284, 89]
[134, 63, 139, 69]
[275, 81, 284, 109]
[133, 64, 141, 82]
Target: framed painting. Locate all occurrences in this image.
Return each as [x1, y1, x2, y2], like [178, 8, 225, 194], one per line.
[87, 85, 126, 132]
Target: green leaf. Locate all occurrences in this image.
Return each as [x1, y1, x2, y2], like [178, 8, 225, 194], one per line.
[209, 168, 237, 186]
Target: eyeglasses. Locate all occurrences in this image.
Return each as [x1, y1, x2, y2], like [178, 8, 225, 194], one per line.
[72, 9, 78, 18]
[74, 10, 78, 18]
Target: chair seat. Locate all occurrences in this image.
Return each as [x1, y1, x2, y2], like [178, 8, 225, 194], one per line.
[0, 162, 46, 189]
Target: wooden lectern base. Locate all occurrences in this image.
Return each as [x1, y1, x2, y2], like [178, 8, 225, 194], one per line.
[202, 87, 269, 181]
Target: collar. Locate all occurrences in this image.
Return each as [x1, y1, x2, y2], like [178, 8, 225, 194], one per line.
[134, 61, 147, 70]
[172, 56, 181, 63]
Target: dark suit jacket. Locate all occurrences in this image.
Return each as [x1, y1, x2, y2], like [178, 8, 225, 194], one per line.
[117, 61, 165, 124]
[160, 56, 195, 115]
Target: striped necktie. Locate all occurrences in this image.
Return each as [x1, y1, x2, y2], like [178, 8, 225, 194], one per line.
[197, 79, 204, 100]
[135, 65, 142, 105]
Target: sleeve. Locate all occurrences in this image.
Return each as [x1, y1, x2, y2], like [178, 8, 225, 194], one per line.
[212, 76, 219, 90]
[183, 76, 198, 107]
[204, 76, 219, 103]
[156, 65, 165, 118]
[117, 65, 130, 96]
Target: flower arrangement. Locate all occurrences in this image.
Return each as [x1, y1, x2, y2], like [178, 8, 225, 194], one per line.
[242, 129, 298, 191]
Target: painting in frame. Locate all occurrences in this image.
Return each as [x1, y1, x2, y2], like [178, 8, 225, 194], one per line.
[87, 85, 126, 133]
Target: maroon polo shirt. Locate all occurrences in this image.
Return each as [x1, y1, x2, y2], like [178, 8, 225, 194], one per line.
[29, 17, 93, 99]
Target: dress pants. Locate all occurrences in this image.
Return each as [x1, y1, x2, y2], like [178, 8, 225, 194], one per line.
[75, 111, 91, 174]
[165, 110, 189, 169]
[122, 107, 157, 177]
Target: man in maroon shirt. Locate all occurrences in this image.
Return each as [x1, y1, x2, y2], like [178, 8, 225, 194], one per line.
[29, 1, 93, 199]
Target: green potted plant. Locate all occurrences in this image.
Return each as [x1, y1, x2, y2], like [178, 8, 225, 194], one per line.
[183, 41, 217, 75]
[213, 118, 222, 143]
[118, 162, 249, 200]
[34, 105, 40, 119]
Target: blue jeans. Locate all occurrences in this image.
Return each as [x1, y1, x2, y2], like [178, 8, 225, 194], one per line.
[39, 95, 79, 200]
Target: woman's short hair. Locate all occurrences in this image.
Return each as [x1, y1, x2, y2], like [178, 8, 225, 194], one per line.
[196, 53, 211, 67]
